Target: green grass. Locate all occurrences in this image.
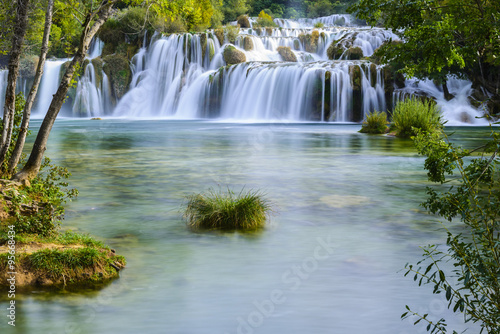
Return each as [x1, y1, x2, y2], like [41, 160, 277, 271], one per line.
[391, 97, 443, 138]
[359, 111, 389, 134]
[184, 188, 271, 231]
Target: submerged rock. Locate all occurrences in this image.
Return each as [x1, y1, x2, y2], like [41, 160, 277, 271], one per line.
[243, 36, 254, 51]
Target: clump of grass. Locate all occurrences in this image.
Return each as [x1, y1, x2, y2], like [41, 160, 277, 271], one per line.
[391, 97, 443, 138]
[184, 188, 271, 231]
[314, 22, 324, 29]
[359, 111, 389, 134]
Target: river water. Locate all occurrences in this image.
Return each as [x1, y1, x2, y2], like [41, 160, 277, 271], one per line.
[1, 120, 488, 334]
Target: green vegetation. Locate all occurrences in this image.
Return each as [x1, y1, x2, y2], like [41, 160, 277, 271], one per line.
[314, 22, 324, 29]
[402, 129, 500, 333]
[349, 0, 500, 114]
[391, 98, 443, 138]
[253, 10, 277, 27]
[247, 0, 358, 18]
[359, 111, 388, 134]
[223, 45, 246, 64]
[184, 188, 272, 231]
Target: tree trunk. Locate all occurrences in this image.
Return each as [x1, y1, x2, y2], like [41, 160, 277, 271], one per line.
[7, 0, 54, 175]
[13, 0, 116, 182]
[0, 0, 30, 171]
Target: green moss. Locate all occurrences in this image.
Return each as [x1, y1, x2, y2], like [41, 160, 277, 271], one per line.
[223, 45, 246, 65]
[102, 55, 132, 101]
[277, 46, 297, 62]
[214, 29, 225, 45]
[237, 15, 251, 28]
[243, 36, 254, 51]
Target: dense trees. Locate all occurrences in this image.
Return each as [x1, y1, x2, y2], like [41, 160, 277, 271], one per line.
[349, 0, 500, 113]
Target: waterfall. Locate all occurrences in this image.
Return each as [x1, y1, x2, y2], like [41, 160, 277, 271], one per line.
[33, 59, 66, 117]
[0, 14, 491, 124]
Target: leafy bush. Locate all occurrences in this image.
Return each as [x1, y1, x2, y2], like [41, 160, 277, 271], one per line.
[184, 188, 271, 231]
[403, 129, 500, 333]
[224, 25, 240, 44]
[359, 111, 389, 134]
[6, 158, 78, 236]
[314, 22, 325, 29]
[253, 10, 277, 28]
[391, 97, 443, 138]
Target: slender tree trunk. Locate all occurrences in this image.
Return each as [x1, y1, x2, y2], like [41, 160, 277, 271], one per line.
[7, 0, 54, 175]
[13, 0, 116, 182]
[0, 0, 30, 171]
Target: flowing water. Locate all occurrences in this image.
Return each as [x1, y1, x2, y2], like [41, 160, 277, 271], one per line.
[0, 14, 488, 124]
[0, 120, 487, 334]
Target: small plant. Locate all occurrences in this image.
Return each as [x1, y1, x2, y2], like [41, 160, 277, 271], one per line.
[314, 22, 325, 28]
[184, 188, 271, 231]
[359, 111, 389, 134]
[391, 97, 443, 138]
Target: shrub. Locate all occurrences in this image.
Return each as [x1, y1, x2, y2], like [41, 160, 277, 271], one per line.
[314, 22, 324, 29]
[359, 111, 389, 134]
[225, 25, 240, 44]
[237, 15, 250, 28]
[403, 129, 500, 333]
[391, 97, 443, 138]
[6, 158, 78, 236]
[184, 188, 271, 231]
[254, 10, 277, 28]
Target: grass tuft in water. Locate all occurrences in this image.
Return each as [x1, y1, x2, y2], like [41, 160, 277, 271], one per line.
[359, 111, 389, 134]
[391, 97, 443, 138]
[184, 188, 271, 231]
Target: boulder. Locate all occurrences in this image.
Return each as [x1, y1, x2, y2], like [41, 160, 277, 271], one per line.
[223, 45, 246, 65]
[277, 46, 297, 62]
[243, 36, 254, 51]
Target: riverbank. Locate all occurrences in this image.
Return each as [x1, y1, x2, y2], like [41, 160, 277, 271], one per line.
[0, 178, 125, 288]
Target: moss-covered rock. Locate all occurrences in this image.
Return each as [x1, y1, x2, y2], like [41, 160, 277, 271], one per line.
[277, 46, 297, 62]
[223, 45, 246, 65]
[243, 36, 254, 51]
[19, 55, 39, 79]
[293, 39, 300, 50]
[327, 43, 343, 59]
[237, 15, 251, 28]
[214, 29, 225, 46]
[299, 30, 320, 53]
[348, 47, 363, 60]
[102, 55, 132, 101]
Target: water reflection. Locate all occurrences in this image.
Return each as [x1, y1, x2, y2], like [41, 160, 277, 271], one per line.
[1, 120, 488, 334]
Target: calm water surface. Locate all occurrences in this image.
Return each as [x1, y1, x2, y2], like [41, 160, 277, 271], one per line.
[2, 120, 488, 334]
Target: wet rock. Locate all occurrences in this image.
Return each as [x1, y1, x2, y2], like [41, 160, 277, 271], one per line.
[223, 45, 246, 65]
[243, 36, 254, 51]
[277, 46, 297, 62]
[237, 15, 250, 28]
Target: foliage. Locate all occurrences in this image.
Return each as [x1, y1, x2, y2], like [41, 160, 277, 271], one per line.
[314, 22, 324, 28]
[151, 0, 214, 31]
[348, 0, 500, 104]
[305, 0, 334, 18]
[253, 10, 277, 27]
[5, 157, 78, 236]
[359, 111, 388, 134]
[225, 25, 240, 44]
[402, 128, 500, 333]
[221, 0, 248, 23]
[184, 188, 272, 231]
[391, 98, 443, 138]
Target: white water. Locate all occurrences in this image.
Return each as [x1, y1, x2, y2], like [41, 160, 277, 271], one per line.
[395, 77, 488, 125]
[0, 14, 492, 124]
[32, 59, 66, 117]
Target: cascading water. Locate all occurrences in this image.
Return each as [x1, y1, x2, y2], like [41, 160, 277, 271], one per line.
[113, 18, 394, 121]
[0, 14, 491, 123]
[33, 59, 67, 117]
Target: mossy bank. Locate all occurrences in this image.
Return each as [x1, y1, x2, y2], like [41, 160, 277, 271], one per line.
[0, 230, 126, 288]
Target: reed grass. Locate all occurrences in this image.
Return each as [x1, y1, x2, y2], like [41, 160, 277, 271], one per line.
[359, 111, 389, 134]
[184, 188, 271, 231]
[392, 97, 443, 138]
